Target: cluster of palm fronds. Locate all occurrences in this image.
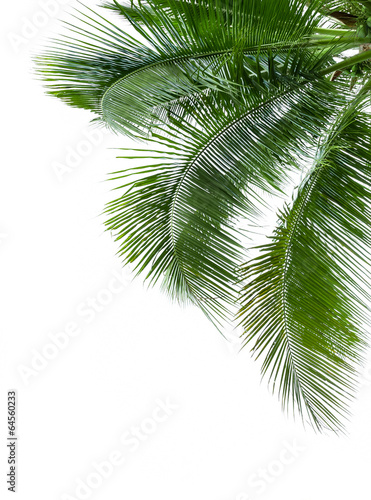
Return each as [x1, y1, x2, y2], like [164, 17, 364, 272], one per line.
[37, 0, 371, 433]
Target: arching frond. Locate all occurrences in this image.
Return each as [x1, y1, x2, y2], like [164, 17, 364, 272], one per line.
[239, 93, 371, 433]
[104, 78, 344, 325]
[36, 0, 333, 137]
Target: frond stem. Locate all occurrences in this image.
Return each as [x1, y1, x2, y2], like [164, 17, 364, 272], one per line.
[319, 48, 371, 75]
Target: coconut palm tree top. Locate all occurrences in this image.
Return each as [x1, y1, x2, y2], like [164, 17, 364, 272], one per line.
[36, 0, 371, 433]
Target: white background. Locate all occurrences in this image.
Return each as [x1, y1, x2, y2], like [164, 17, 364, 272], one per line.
[1, 1, 371, 499]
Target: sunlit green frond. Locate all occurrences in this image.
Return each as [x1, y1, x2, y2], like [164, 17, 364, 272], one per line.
[36, 0, 335, 137]
[104, 78, 344, 325]
[239, 91, 371, 433]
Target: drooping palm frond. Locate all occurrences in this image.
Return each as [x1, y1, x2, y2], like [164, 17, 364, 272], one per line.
[239, 88, 371, 433]
[36, 0, 371, 432]
[104, 77, 345, 325]
[36, 0, 336, 137]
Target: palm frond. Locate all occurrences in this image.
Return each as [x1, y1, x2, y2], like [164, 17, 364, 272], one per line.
[36, 0, 332, 137]
[104, 77, 344, 325]
[239, 90, 371, 433]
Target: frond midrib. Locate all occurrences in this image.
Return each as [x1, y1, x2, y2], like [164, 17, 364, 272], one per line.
[167, 82, 314, 307]
[279, 164, 324, 427]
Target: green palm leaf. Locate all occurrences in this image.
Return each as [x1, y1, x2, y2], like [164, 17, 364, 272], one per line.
[239, 90, 371, 433]
[36, 0, 334, 137]
[104, 77, 344, 325]
[36, 0, 371, 431]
